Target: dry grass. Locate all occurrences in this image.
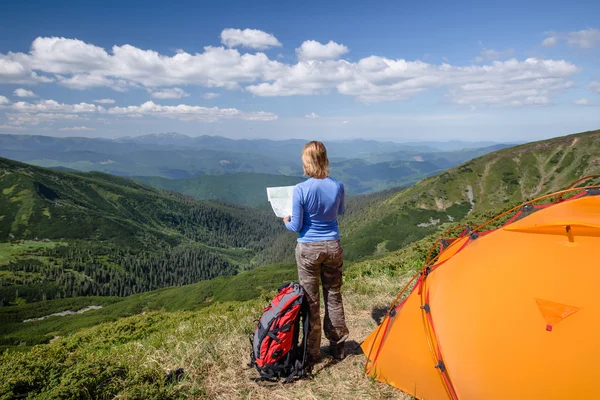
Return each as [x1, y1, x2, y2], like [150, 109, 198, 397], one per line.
[144, 273, 415, 399]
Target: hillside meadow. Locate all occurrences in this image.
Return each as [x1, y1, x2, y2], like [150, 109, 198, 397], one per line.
[0, 238, 434, 400]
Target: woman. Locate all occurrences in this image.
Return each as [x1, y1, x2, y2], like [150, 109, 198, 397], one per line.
[284, 140, 349, 364]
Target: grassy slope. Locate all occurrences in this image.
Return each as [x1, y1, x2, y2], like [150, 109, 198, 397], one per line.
[133, 173, 305, 207]
[340, 129, 600, 260]
[0, 240, 431, 400]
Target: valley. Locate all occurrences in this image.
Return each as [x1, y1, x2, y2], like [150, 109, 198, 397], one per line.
[1, 128, 599, 399]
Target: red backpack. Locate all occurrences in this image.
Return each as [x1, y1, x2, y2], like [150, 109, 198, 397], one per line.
[249, 282, 310, 382]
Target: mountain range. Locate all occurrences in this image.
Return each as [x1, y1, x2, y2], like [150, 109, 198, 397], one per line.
[0, 133, 515, 194]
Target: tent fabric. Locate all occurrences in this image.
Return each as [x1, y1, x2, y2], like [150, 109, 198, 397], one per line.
[361, 190, 600, 400]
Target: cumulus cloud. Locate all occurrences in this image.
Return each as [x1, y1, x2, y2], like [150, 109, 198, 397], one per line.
[56, 74, 133, 91]
[542, 28, 600, 49]
[248, 57, 579, 104]
[13, 88, 36, 97]
[0, 95, 10, 105]
[220, 28, 282, 50]
[106, 101, 277, 122]
[0, 57, 53, 84]
[296, 40, 349, 61]
[11, 100, 98, 113]
[3, 95, 276, 128]
[2, 37, 285, 89]
[147, 87, 189, 99]
[202, 92, 220, 99]
[59, 126, 96, 131]
[94, 98, 115, 104]
[0, 35, 584, 106]
[305, 112, 319, 119]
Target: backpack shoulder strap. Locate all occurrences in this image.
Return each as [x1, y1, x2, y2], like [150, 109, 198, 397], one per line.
[283, 294, 312, 383]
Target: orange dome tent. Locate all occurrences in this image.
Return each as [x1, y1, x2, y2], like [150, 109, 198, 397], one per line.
[361, 177, 600, 400]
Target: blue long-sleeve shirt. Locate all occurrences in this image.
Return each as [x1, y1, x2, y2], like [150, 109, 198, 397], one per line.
[284, 177, 345, 243]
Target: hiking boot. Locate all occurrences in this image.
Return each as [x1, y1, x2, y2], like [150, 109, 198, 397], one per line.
[329, 334, 348, 360]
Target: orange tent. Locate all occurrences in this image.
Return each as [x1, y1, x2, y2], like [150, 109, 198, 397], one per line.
[361, 180, 600, 399]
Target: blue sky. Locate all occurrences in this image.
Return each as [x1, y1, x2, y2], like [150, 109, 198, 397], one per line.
[0, 0, 598, 142]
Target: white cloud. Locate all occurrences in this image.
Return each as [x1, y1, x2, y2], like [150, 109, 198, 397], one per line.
[573, 98, 593, 106]
[6, 112, 85, 126]
[94, 98, 115, 104]
[4, 95, 276, 128]
[474, 47, 514, 63]
[11, 100, 98, 113]
[248, 57, 579, 105]
[0, 35, 584, 107]
[13, 88, 36, 98]
[220, 28, 282, 50]
[0, 57, 53, 84]
[342, 120, 349, 124]
[296, 40, 349, 61]
[147, 87, 189, 99]
[449, 76, 574, 107]
[0, 95, 10, 105]
[4, 37, 285, 89]
[542, 36, 558, 47]
[542, 28, 600, 49]
[202, 92, 220, 99]
[106, 101, 277, 122]
[56, 73, 134, 91]
[59, 126, 96, 131]
[305, 112, 319, 119]
[588, 81, 600, 94]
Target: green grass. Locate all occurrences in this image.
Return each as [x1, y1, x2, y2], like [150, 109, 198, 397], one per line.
[0, 241, 63, 265]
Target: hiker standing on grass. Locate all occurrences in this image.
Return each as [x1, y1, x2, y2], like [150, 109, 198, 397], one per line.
[283, 140, 349, 364]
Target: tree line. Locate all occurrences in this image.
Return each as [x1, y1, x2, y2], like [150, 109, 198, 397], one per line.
[0, 245, 237, 306]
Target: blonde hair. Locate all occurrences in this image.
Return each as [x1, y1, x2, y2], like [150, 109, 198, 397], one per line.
[302, 141, 330, 178]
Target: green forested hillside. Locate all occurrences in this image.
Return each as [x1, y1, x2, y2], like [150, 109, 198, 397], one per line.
[0, 157, 290, 305]
[0, 263, 298, 351]
[339, 129, 600, 259]
[133, 173, 305, 207]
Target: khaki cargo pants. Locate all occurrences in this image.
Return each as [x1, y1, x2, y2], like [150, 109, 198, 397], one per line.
[295, 239, 349, 360]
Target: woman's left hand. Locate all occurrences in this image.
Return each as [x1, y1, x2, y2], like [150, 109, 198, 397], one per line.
[283, 216, 291, 223]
